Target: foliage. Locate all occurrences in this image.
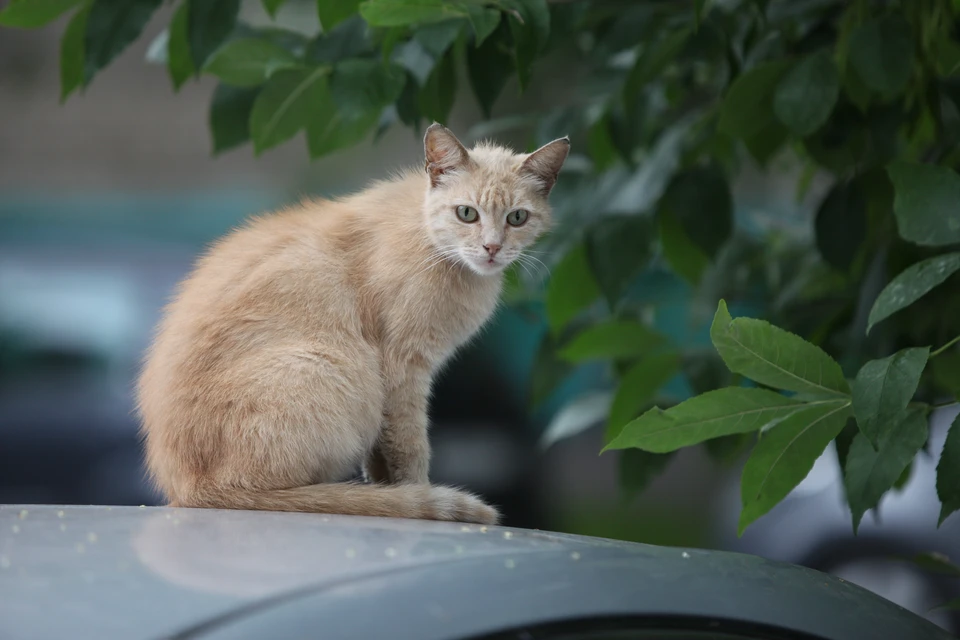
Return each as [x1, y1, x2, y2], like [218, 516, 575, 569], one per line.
[4, 0, 960, 535]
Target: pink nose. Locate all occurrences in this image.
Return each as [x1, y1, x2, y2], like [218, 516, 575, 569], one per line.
[484, 243, 501, 257]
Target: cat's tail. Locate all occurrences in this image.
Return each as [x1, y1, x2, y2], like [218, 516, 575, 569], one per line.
[174, 482, 500, 525]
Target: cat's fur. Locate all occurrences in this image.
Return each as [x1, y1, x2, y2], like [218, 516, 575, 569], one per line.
[137, 124, 569, 524]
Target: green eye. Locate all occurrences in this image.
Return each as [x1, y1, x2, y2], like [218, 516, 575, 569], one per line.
[456, 205, 479, 223]
[507, 209, 529, 227]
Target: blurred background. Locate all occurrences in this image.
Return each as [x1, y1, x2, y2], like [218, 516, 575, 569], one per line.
[1, 1, 959, 633]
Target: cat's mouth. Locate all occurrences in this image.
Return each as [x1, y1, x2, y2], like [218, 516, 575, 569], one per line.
[464, 253, 505, 275]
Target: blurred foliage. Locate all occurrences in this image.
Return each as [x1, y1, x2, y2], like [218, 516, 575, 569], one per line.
[3, 0, 960, 535]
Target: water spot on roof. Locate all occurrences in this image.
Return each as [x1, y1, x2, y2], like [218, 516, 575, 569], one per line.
[59, 524, 67, 532]
[460, 526, 471, 532]
[385, 547, 397, 558]
[57, 510, 65, 519]
[480, 526, 488, 533]
[18, 510, 28, 520]
[345, 548, 357, 559]
[75, 543, 86, 554]
[454, 545, 464, 554]
[86, 533, 98, 544]
[11, 525, 20, 534]
[0, 556, 10, 569]
[504, 559, 515, 569]
[682, 552, 690, 559]
[503, 531, 513, 540]
[570, 552, 581, 561]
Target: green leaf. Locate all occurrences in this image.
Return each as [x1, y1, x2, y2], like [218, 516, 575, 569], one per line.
[250, 67, 328, 154]
[607, 352, 681, 440]
[413, 19, 463, 58]
[188, 0, 241, 70]
[887, 162, 960, 247]
[545, 244, 600, 336]
[262, 0, 285, 19]
[718, 60, 791, 140]
[359, 0, 467, 26]
[539, 391, 612, 449]
[659, 208, 709, 286]
[848, 16, 914, 97]
[933, 597, 960, 612]
[937, 413, 960, 526]
[908, 552, 960, 577]
[0, 0, 83, 27]
[330, 59, 406, 111]
[559, 320, 665, 364]
[710, 300, 851, 397]
[307, 15, 373, 64]
[318, 0, 360, 29]
[814, 180, 866, 272]
[465, 4, 499, 46]
[743, 119, 788, 167]
[844, 409, 928, 533]
[773, 49, 839, 136]
[739, 399, 851, 534]
[530, 331, 574, 408]
[419, 50, 456, 123]
[203, 38, 300, 87]
[866, 253, 960, 333]
[306, 78, 381, 158]
[623, 28, 691, 109]
[931, 352, 960, 398]
[83, 0, 163, 85]
[851, 348, 930, 448]
[59, 2, 89, 102]
[705, 432, 754, 467]
[395, 69, 421, 127]
[586, 216, 652, 307]
[619, 449, 675, 499]
[893, 460, 913, 491]
[503, 0, 549, 91]
[167, 1, 193, 91]
[210, 83, 260, 154]
[605, 387, 807, 454]
[658, 165, 732, 259]
[467, 20, 513, 117]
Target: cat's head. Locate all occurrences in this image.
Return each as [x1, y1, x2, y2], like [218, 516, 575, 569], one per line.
[421, 123, 569, 276]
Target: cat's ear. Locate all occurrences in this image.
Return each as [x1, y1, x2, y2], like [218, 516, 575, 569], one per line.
[520, 137, 570, 196]
[424, 123, 469, 188]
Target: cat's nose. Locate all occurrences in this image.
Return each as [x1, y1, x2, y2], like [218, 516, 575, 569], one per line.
[483, 243, 501, 257]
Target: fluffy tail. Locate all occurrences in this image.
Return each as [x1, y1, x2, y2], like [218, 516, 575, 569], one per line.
[175, 482, 499, 525]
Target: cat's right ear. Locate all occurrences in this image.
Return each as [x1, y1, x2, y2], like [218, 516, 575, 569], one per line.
[424, 123, 469, 188]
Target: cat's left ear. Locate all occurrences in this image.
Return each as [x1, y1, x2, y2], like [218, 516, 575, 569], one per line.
[520, 137, 570, 196]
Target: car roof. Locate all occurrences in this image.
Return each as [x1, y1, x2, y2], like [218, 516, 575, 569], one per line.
[0, 505, 950, 640]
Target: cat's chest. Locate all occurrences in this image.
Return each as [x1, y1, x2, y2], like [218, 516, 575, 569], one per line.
[385, 275, 500, 358]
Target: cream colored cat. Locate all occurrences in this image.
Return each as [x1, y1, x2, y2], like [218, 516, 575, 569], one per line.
[137, 124, 569, 525]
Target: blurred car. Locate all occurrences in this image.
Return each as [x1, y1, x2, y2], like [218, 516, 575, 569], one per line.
[0, 505, 952, 640]
[716, 405, 960, 634]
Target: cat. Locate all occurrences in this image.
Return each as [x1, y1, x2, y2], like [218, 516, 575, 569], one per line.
[137, 124, 569, 525]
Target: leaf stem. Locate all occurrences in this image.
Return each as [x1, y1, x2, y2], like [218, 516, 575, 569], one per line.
[931, 334, 960, 358]
[932, 400, 960, 409]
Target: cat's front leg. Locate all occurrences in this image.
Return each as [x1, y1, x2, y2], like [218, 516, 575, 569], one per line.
[378, 359, 432, 484]
[363, 444, 391, 484]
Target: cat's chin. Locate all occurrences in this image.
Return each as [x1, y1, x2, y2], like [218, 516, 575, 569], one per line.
[463, 256, 508, 277]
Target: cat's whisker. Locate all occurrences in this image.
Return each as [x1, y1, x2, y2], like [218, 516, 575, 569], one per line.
[517, 253, 550, 279]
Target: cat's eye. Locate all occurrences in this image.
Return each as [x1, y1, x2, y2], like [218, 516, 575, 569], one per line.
[456, 205, 479, 223]
[507, 209, 529, 227]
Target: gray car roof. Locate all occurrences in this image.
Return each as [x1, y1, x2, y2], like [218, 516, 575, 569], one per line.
[0, 505, 951, 640]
